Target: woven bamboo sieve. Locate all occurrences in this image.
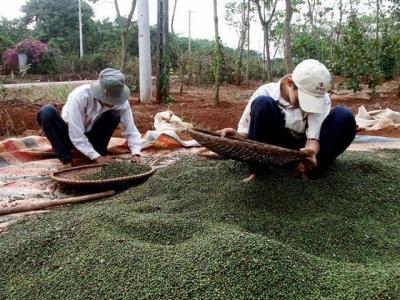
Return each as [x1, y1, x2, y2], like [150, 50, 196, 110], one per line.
[50, 163, 156, 187]
[188, 128, 309, 166]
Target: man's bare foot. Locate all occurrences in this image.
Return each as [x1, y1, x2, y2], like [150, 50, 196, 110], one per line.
[243, 173, 256, 183]
[58, 161, 74, 170]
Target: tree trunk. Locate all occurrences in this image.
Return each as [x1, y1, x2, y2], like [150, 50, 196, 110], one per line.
[213, 0, 221, 105]
[349, 0, 355, 15]
[245, 0, 250, 84]
[336, 0, 343, 45]
[171, 0, 178, 34]
[307, 0, 320, 60]
[262, 4, 266, 78]
[170, 0, 185, 94]
[120, 30, 128, 73]
[236, 37, 245, 85]
[376, 0, 380, 44]
[114, 0, 137, 73]
[397, 81, 400, 99]
[265, 29, 272, 82]
[329, 8, 335, 59]
[236, 0, 247, 85]
[156, 0, 169, 102]
[284, 0, 294, 73]
[253, 0, 278, 82]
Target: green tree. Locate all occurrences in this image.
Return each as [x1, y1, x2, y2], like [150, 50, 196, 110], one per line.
[22, 0, 95, 55]
[113, 0, 137, 73]
[213, 0, 222, 105]
[332, 16, 381, 92]
[225, 0, 251, 84]
[0, 18, 30, 55]
[379, 20, 398, 80]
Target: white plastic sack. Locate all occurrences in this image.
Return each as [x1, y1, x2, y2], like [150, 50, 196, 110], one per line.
[355, 105, 400, 131]
[154, 111, 193, 132]
[141, 111, 200, 148]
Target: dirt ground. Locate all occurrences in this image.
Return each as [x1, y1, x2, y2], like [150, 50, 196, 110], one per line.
[1, 79, 400, 138]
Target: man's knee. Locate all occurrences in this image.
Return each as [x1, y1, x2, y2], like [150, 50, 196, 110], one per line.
[37, 105, 58, 125]
[103, 110, 120, 125]
[329, 106, 356, 131]
[251, 96, 278, 115]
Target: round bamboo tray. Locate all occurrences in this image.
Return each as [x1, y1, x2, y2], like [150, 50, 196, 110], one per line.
[188, 128, 308, 166]
[50, 163, 156, 187]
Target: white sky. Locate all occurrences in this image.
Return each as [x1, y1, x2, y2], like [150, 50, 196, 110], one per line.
[0, 0, 265, 52]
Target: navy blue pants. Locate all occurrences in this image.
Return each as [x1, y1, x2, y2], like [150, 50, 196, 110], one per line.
[248, 96, 356, 169]
[37, 105, 120, 163]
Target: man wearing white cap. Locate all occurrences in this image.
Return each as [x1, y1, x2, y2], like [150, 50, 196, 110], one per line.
[220, 59, 356, 179]
[37, 68, 142, 167]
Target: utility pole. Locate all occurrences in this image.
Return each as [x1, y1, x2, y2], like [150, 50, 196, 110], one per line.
[188, 10, 197, 54]
[138, 0, 152, 102]
[246, 0, 250, 84]
[188, 10, 192, 54]
[79, 0, 83, 58]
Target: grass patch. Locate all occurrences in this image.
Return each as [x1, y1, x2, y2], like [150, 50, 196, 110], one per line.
[0, 84, 77, 103]
[1, 150, 400, 299]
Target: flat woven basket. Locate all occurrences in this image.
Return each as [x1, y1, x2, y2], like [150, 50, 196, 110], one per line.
[50, 163, 156, 187]
[188, 128, 308, 166]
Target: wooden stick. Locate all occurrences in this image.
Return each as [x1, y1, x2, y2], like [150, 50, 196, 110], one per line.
[0, 190, 115, 216]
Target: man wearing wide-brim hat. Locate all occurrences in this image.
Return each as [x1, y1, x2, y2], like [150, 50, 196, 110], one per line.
[37, 68, 142, 167]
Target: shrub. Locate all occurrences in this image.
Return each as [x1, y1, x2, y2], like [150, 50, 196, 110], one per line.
[125, 57, 140, 92]
[14, 38, 48, 63]
[2, 48, 18, 73]
[66, 53, 114, 74]
[2, 38, 61, 75]
[331, 17, 382, 93]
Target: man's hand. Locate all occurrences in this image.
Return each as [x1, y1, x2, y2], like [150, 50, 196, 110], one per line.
[58, 160, 74, 170]
[94, 155, 114, 164]
[217, 128, 248, 139]
[296, 148, 318, 180]
[131, 155, 143, 164]
[243, 173, 256, 183]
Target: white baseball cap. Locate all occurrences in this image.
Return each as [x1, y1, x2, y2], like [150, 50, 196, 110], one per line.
[292, 59, 331, 113]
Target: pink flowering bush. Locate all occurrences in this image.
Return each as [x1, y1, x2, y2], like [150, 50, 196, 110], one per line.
[2, 38, 56, 74]
[2, 48, 19, 73]
[15, 39, 48, 63]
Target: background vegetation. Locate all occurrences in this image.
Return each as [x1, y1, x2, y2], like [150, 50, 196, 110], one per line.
[1, 0, 399, 92]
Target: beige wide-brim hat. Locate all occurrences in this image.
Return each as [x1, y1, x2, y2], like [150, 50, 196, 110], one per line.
[292, 59, 331, 114]
[91, 68, 130, 106]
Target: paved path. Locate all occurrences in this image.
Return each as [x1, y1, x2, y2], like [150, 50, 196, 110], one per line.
[0, 80, 93, 90]
[348, 135, 400, 151]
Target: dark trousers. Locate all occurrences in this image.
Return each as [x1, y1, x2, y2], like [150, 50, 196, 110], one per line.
[248, 96, 356, 169]
[37, 105, 120, 163]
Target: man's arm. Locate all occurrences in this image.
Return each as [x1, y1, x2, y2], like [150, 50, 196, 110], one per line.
[66, 99, 101, 160]
[221, 85, 270, 138]
[301, 138, 319, 167]
[296, 138, 320, 179]
[118, 102, 142, 156]
[218, 128, 248, 139]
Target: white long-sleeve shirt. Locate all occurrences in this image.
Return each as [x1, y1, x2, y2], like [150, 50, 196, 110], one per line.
[61, 84, 142, 160]
[238, 81, 331, 140]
